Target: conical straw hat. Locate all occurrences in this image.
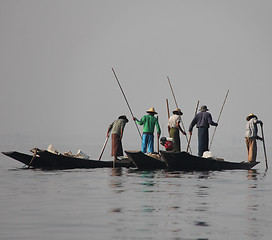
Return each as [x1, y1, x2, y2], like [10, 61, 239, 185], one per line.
[246, 113, 257, 121]
[146, 107, 157, 114]
[172, 108, 183, 115]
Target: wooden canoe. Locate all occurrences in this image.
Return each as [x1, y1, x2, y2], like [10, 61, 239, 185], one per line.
[2, 149, 134, 170]
[2, 151, 54, 169]
[160, 151, 259, 171]
[125, 151, 166, 170]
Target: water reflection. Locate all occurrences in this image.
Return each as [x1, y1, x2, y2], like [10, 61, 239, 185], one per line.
[247, 169, 258, 181]
[245, 169, 266, 239]
[109, 168, 124, 192]
[192, 173, 211, 229]
[111, 167, 123, 177]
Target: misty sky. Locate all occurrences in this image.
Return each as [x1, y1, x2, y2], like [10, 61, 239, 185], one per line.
[1, 0, 271, 161]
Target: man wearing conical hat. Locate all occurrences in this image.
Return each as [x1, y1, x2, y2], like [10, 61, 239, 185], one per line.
[167, 108, 186, 151]
[133, 107, 161, 153]
[245, 113, 263, 162]
[189, 105, 218, 157]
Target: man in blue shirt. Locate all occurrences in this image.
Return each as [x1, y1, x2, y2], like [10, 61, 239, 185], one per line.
[189, 105, 218, 157]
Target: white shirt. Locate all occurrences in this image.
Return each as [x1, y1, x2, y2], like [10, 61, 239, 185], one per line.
[168, 115, 181, 128]
[245, 117, 261, 138]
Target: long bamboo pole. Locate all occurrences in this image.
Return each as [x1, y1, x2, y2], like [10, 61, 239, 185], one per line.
[166, 99, 170, 119]
[112, 68, 142, 139]
[98, 136, 109, 161]
[209, 89, 229, 150]
[186, 100, 200, 153]
[260, 124, 268, 169]
[157, 116, 160, 153]
[167, 76, 191, 153]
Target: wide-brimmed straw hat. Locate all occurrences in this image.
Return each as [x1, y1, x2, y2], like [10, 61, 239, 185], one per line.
[146, 107, 157, 114]
[199, 105, 209, 112]
[172, 108, 183, 115]
[246, 113, 257, 121]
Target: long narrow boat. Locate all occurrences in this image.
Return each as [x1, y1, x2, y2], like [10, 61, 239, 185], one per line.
[2, 151, 54, 169]
[2, 149, 133, 170]
[125, 151, 166, 170]
[160, 151, 259, 171]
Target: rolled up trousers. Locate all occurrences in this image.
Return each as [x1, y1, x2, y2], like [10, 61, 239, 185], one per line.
[245, 137, 257, 162]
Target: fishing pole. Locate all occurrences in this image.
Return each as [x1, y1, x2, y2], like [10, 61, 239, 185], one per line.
[112, 68, 142, 139]
[186, 100, 200, 153]
[209, 89, 229, 150]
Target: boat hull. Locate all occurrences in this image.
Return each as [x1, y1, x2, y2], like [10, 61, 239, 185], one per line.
[2, 150, 133, 170]
[2, 151, 54, 169]
[125, 151, 166, 170]
[36, 150, 132, 169]
[160, 151, 259, 171]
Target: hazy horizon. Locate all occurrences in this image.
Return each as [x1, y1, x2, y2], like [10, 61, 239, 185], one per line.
[1, 0, 271, 161]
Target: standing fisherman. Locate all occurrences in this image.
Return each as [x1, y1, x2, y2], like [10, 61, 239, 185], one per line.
[107, 115, 129, 162]
[167, 108, 186, 151]
[245, 113, 263, 163]
[189, 105, 218, 157]
[133, 107, 161, 154]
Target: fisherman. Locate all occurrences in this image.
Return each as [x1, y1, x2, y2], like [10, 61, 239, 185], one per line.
[133, 107, 161, 154]
[245, 113, 263, 163]
[107, 115, 129, 162]
[167, 108, 186, 151]
[189, 105, 218, 157]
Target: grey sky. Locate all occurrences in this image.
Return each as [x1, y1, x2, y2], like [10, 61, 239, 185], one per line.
[1, 0, 271, 160]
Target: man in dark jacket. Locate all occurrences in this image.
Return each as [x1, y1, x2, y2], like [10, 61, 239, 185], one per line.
[189, 105, 218, 157]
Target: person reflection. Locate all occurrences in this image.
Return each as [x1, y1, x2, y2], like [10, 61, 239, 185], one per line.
[109, 168, 124, 191]
[247, 169, 258, 182]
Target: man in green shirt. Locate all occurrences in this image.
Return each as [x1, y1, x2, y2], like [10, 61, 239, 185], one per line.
[133, 107, 161, 153]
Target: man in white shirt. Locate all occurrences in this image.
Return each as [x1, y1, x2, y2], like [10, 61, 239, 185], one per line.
[245, 113, 263, 162]
[167, 108, 186, 151]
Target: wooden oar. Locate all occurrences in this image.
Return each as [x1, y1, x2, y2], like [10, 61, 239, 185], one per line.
[260, 124, 268, 169]
[98, 135, 109, 161]
[209, 89, 229, 150]
[186, 100, 200, 153]
[112, 68, 142, 139]
[167, 76, 191, 153]
[28, 148, 37, 169]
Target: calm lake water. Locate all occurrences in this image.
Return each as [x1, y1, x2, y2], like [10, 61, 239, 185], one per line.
[1, 144, 272, 240]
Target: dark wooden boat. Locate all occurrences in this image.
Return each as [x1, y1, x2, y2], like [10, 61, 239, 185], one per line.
[2, 149, 133, 170]
[125, 151, 166, 170]
[160, 151, 259, 171]
[2, 151, 54, 169]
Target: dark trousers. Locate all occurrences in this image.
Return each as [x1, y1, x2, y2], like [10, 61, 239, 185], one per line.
[198, 127, 209, 157]
[169, 128, 180, 152]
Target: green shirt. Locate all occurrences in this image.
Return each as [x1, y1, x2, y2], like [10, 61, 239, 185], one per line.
[136, 115, 161, 134]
